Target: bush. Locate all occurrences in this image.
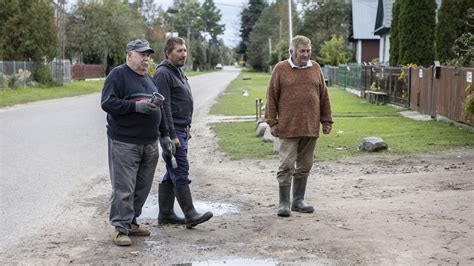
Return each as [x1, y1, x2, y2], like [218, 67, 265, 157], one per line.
[0, 74, 8, 88]
[33, 64, 54, 86]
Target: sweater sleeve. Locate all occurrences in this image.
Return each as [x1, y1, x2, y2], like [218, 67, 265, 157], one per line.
[265, 66, 281, 127]
[101, 70, 135, 115]
[318, 66, 333, 125]
[158, 105, 170, 138]
[154, 70, 177, 139]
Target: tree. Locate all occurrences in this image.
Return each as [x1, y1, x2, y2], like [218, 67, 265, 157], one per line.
[446, 8, 474, 67]
[436, 0, 474, 63]
[201, 0, 225, 40]
[191, 38, 207, 70]
[141, 0, 160, 24]
[246, 0, 299, 71]
[318, 35, 348, 66]
[168, 0, 205, 40]
[1, 0, 57, 61]
[66, 0, 146, 71]
[246, 4, 279, 70]
[268, 38, 290, 66]
[389, 0, 401, 66]
[399, 0, 437, 66]
[238, 0, 267, 62]
[299, 0, 351, 54]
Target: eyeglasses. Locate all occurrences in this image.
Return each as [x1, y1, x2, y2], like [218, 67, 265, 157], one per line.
[150, 92, 165, 106]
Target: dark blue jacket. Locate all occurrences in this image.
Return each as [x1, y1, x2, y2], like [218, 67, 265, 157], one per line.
[153, 60, 193, 139]
[101, 64, 168, 144]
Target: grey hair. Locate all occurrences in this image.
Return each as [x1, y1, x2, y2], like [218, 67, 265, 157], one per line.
[290, 35, 311, 50]
[164, 37, 186, 59]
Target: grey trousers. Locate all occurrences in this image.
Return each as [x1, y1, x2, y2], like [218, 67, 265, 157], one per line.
[107, 137, 159, 235]
[277, 137, 317, 185]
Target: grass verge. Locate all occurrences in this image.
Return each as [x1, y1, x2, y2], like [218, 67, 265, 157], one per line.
[211, 72, 474, 161]
[186, 69, 219, 77]
[0, 80, 104, 108]
[0, 69, 217, 108]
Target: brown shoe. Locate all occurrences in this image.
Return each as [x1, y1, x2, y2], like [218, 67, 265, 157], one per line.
[130, 223, 150, 236]
[113, 230, 132, 246]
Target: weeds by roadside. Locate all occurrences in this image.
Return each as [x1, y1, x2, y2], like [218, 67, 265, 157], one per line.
[0, 80, 105, 108]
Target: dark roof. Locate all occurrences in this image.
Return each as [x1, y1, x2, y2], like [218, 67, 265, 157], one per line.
[374, 0, 393, 35]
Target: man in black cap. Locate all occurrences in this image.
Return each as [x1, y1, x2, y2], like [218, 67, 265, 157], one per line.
[101, 39, 175, 246]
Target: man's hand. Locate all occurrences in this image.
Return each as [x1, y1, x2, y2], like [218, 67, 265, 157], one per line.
[160, 136, 176, 155]
[172, 137, 181, 149]
[135, 100, 158, 114]
[270, 124, 279, 137]
[322, 123, 332, 134]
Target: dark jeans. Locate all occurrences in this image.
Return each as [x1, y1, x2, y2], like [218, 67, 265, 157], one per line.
[161, 130, 190, 186]
[107, 137, 159, 235]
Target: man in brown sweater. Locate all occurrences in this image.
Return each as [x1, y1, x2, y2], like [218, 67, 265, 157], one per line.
[265, 35, 333, 217]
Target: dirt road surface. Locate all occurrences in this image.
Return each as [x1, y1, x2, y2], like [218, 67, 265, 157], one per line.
[1, 72, 473, 264]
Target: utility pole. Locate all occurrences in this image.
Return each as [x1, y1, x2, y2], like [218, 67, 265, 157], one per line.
[268, 37, 273, 73]
[288, 0, 293, 44]
[278, 19, 282, 61]
[55, 0, 65, 86]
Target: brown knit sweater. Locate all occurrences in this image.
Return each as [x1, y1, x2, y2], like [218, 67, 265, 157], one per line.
[265, 60, 333, 138]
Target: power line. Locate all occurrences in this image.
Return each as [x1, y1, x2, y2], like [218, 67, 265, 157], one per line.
[214, 2, 242, 8]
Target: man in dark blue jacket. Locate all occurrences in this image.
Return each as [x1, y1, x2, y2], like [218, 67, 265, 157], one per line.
[154, 37, 213, 228]
[101, 39, 173, 246]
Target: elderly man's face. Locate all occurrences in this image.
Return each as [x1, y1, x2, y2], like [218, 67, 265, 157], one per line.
[167, 44, 187, 68]
[291, 43, 311, 66]
[127, 51, 151, 75]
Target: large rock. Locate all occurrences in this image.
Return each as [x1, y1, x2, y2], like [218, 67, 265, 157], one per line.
[263, 127, 274, 142]
[256, 122, 269, 137]
[359, 137, 388, 152]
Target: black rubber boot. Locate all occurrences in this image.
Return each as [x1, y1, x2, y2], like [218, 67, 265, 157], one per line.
[174, 184, 213, 229]
[291, 176, 314, 213]
[158, 182, 185, 225]
[277, 185, 291, 217]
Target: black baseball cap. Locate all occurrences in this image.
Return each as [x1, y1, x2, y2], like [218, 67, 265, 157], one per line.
[127, 39, 154, 53]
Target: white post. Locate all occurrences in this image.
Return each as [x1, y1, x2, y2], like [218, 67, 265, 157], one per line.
[268, 37, 272, 57]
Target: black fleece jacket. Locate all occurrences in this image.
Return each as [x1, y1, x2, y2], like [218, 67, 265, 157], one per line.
[101, 64, 168, 144]
[153, 60, 193, 139]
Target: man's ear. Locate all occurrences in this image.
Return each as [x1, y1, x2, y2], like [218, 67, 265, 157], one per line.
[288, 49, 293, 56]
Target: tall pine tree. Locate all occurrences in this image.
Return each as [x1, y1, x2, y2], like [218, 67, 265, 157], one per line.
[238, 0, 267, 62]
[399, 0, 437, 66]
[202, 0, 225, 41]
[436, 0, 474, 63]
[389, 0, 401, 66]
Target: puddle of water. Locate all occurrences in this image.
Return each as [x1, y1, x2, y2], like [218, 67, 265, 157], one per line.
[176, 259, 322, 266]
[187, 259, 275, 266]
[141, 194, 239, 219]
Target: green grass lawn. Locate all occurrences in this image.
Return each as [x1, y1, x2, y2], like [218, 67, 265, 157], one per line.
[211, 72, 474, 161]
[0, 80, 104, 108]
[210, 71, 269, 116]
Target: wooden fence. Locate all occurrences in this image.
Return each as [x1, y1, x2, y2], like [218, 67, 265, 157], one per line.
[362, 65, 409, 107]
[72, 64, 105, 80]
[410, 66, 474, 126]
